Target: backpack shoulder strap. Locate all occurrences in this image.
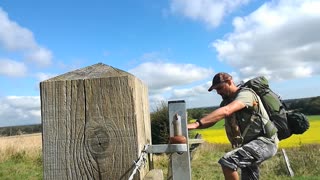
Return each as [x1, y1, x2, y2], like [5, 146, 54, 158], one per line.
[236, 87, 260, 111]
[237, 86, 278, 139]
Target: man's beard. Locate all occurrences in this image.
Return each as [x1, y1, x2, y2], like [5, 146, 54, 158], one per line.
[222, 94, 229, 100]
[221, 90, 231, 100]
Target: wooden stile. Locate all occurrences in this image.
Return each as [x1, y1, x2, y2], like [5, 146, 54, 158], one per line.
[40, 63, 151, 180]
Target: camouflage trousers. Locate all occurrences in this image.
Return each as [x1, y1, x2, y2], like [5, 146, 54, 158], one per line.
[218, 136, 278, 180]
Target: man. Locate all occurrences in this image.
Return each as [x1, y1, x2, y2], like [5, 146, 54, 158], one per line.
[188, 72, 278, 180]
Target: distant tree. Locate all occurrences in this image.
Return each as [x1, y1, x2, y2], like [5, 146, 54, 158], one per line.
[187, 106, 218, 121]
[17, 129, 23, 135]
[305, 97, 320, 115]
[287, 96, 320, 115]
[150, 101, 169, 144]
[0, 124, 42, 136]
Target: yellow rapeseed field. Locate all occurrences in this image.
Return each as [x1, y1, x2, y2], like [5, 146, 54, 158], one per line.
[194, 116, 320, 148]
[279, 120, 320, 147]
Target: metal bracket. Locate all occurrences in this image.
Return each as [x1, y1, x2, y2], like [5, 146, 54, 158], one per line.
[145, 144, 188, 154]
[145, 100, 203, 180]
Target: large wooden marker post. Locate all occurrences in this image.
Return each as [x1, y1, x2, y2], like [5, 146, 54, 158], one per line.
[40, 63, 151, 179]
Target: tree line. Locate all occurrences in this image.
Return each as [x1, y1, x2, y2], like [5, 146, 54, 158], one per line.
[284, 96, 320, 115]
[0, 124, 42, 136]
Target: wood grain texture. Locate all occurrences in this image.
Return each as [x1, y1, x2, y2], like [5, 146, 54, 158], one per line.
[41, 63, 151, 180]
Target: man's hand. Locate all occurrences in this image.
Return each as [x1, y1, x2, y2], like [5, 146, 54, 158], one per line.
[187, 122, 199, 130]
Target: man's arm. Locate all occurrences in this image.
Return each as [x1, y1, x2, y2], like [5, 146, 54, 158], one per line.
[188, 100, 246, 130]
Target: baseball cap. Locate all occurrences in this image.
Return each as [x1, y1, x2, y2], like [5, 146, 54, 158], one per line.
[208, 72, 232, 92]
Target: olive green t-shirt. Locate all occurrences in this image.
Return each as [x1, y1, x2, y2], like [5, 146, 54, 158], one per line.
[233, 89, 270, 143]
[223, 88, 278, 146]
[235, 89, 269, 120]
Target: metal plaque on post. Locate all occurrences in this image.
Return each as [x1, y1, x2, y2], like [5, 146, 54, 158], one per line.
[168, 100, 191, 180]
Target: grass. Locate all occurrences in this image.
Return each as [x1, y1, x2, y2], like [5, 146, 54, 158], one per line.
[0, 152, 42, 180]
[0, 116, 318, 179]
[153, 143, 320, 179]
[0, 133, 42, 180]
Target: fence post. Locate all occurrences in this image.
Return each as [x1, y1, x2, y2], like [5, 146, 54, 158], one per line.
[281, 149, 294, 177]
[168, 100, 191, 180]
[40, 63, 151, 179]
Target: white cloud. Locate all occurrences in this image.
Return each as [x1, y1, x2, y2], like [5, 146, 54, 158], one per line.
[26, 47, 53, 67]
[0, 8, 37, 51]
[129, 62, 213, 92]
[0, 59, 27, 77]
[129, 61, 214, 109]
[170, 0, 250, 28]
[171, 82, 210, 99]
[168, 81, 224, 108]
[0, 8, 53, 67]
[212, 0, 320, 81]
[35, 72, 57, 82]
[0, 96, 41, 127]
[171, 71, 241, 99]
[149, 94, 167, 111]
[168, 71, 246, 108]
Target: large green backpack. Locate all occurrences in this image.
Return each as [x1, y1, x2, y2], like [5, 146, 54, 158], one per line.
[241, 76, 309, 140]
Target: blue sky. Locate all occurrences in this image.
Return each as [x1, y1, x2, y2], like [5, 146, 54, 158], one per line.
[0, 0, 319, 126]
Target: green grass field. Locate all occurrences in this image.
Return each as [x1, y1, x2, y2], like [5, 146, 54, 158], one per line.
[192, 115, 320, 148]
[153, 143, 320, 179]
[0, 134, 42, 179]
[0, 116, 318, 179]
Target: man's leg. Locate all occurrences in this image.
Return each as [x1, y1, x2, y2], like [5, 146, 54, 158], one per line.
[218, 138, 277, 180]
[241, 165, 259, 180]
[221, 166, 239, 180]
[219, 147, 255, 180]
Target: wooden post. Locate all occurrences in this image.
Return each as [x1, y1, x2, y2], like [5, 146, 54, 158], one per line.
[281, 149, 294, 177]
[40, 63, 151, 180]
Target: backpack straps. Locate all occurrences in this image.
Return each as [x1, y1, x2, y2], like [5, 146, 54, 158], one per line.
[238, 87, 278, 139]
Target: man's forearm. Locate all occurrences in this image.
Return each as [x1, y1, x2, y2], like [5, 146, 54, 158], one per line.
[188, 100, 245, 130]
[199, 107, 226, 127]
[188, 107, 226, 130]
